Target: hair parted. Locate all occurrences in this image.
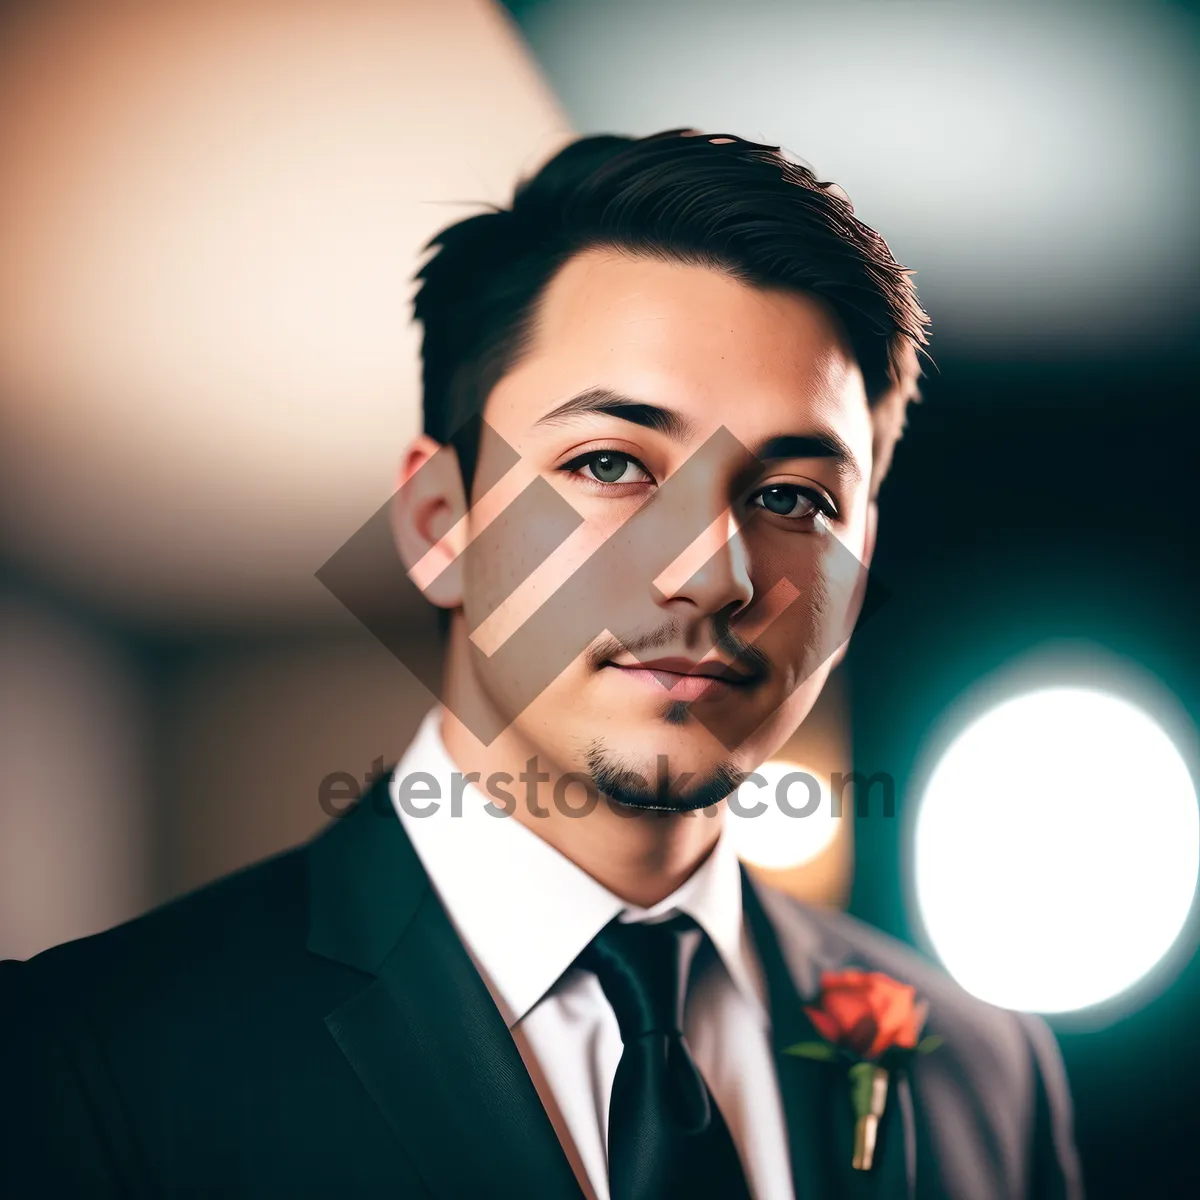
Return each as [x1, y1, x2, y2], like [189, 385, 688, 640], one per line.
[412, 127, 931, 501]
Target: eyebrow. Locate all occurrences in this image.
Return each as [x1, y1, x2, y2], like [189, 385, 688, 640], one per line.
[753, 432, 862, 485]
[533, 386, 863, 483]
[532, 387, 698, 444]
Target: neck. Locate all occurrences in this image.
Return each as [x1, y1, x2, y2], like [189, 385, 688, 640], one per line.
[438, 660, 724, 909]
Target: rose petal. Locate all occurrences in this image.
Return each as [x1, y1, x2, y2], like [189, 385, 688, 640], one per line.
[821, 969, 867, 990]
[894, 999, 930, 1049]
[823, 985, 872, 1038]
[870, 979, 917, 1051]
[868, 1015, 902, 1059]
[848, 1013, 880, 1058]
[808, 971, 928, 1057]
[805, 1005, 843, 1045]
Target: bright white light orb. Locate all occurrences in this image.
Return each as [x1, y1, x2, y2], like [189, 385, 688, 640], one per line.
[728, 759, 840, 870]
[915, 686, 1199, 1013]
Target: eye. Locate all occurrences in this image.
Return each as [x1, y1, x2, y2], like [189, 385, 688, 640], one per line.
[749, 484, 836, 523]
[560, 450, 655, 487]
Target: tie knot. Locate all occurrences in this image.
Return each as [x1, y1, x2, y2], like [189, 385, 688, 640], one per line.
[578, 914, 700, 1042]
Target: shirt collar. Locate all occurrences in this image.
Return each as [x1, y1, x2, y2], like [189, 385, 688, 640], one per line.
[389, 705, 768, 1029]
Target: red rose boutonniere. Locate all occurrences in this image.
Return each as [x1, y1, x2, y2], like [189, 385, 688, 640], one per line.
[784, 969, 942, 1171]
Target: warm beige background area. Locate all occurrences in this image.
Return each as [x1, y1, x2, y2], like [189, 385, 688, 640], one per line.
[0, 0, 571, 626]
[0, 0, 853, 961]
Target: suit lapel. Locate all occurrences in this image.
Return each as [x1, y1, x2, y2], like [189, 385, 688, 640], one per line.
[307, 774, 584, 1199]
[742, 868, 916, 1200]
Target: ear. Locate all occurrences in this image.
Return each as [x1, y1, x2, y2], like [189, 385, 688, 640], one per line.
[826, 498, 879, 672]
[390, 433, 468, 611]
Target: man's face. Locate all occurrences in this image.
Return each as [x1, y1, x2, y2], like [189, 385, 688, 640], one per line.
[456, 248, 876, 809]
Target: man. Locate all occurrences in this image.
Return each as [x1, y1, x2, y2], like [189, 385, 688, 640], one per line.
[0, 130, 1082, 1198]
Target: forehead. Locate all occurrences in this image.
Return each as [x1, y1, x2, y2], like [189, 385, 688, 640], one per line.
[486, 247, 873, 463]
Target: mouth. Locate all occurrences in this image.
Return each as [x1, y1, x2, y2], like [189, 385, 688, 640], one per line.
[601, 654, 763, 701]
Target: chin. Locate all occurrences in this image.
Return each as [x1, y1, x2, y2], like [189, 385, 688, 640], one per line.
[588, 713, 758, 795]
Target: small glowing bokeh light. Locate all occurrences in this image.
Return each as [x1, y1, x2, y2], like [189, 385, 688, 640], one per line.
[728, 759, 839, 870]
[914, 686, 1199, 1013]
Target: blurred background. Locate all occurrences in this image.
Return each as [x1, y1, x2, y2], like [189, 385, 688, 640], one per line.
[1, 1, 1197, 1194]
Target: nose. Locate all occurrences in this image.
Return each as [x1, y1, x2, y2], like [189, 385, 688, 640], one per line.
[653, 506, 753, 618]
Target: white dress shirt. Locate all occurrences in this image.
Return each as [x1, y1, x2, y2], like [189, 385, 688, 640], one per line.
[388, 706, 795, 1200]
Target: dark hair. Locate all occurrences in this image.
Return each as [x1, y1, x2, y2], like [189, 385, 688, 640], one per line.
[412, 128, 931, 630]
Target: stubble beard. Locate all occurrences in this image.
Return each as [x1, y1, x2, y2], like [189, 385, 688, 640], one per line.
[583, 738, 748, 814]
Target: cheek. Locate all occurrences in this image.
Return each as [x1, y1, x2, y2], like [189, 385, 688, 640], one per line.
[462, 497, 636, 676]
[460, 478, 590, 640]
[817, 527, 870, 626]
[750, 531, 869, 673]
[461, 528, 539, 634]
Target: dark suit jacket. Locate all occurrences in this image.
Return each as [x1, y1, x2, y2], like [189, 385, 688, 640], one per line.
[1, 771, 1082, 1199]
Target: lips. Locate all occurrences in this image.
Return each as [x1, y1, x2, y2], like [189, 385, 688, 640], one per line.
[605, 654, 760, 686]
[637, 656, 754, 682]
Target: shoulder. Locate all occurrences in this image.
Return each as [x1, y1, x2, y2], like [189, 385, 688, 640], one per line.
[756, 882, 1017, 1024]
[0, 835, 380, 1193]
[1, 842, 312, 1030]
[753, 880, 1063, 1112]
[0, 838, 357, 1180]
[755, 883, 1083, 1196]
[755, 881, 1084, 1196]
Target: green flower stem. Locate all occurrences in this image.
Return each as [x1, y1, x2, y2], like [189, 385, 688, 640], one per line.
[848, 1062, 889, 1171]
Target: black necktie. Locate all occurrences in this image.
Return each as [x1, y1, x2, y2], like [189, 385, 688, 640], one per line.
[577, 914, 754, 1200]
